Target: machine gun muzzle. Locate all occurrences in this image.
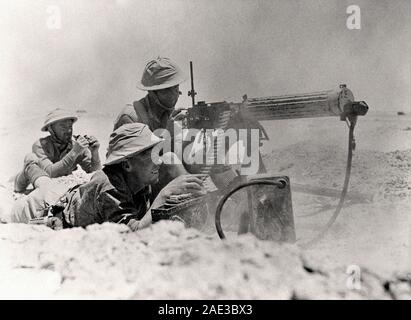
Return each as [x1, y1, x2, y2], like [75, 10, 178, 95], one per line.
[340, 101, 369, 121]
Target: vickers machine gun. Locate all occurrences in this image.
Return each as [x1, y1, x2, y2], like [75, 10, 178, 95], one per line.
[151, 62, 369, 246]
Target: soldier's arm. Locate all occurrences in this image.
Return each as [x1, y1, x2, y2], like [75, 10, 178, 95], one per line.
[77, 150, 99, 173]
[96, 189, 140, 225]
[128, 175, 206, 231]
[78, 146, 101, 173]
[113, 105, 140, 130]
[113, 114, 135, 131]
[32, 140, 82, 178]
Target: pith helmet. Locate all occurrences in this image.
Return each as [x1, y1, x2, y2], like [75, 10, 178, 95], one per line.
[137, 57, 186, 91]
[41, 108, 78, 132]
[105, 123, 163, 166]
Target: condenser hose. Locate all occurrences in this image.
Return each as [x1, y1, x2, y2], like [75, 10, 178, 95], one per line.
[215, 180, 286, 239]
[299, 116, 357, 248]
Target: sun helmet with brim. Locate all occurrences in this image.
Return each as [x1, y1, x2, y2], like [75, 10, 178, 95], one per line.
[137, 57, 186, 91]
[104, 123, 164, 166]
[41, 108, 78, 132]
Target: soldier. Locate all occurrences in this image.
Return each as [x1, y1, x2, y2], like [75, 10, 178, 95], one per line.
[14, 108, 101, 192]
[113, 56, 185, 133]
[113, 57, 243, 191]
[7, 123, 205, 231]
[114, 57, 188, 193]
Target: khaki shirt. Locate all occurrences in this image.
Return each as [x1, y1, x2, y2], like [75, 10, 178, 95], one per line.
[9, 167, 152, 227]
[63, 167, 152, 227]
[113, 95, 173, 135]
[32, 136, 100, 177]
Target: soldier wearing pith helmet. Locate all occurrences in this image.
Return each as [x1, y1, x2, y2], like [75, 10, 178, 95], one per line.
[113, 57, 188, 195]
[14, 108, 101, 193]
[7, 123, 205, 231]
[113, 56, 186, 132]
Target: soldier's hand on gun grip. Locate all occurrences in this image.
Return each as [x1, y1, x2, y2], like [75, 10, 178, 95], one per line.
[72, 136, 89, 153]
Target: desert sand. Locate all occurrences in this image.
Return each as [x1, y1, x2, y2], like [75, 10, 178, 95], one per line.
[0, 110, 410, 299]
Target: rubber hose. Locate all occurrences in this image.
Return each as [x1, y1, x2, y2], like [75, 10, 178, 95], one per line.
[215, 179, 286, 239]
[298, 117, 357, 248]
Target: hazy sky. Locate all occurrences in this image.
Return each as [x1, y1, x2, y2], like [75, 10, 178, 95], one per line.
[1, 0, 410, 115]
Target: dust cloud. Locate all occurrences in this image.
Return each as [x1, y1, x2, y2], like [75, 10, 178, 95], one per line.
[0, 0, 410, 118]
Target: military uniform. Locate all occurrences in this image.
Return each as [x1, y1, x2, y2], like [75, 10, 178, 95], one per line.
[9, 123, 161, 229]
[114, 94, 173, 134]
[14, 108, 101, 192]
[36, 136, 99, 176]
[10, 167, 152, 227]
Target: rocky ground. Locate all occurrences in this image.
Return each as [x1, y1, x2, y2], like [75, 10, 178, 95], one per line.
[0, 111, 410, 299]
[0, 221, 409, 300]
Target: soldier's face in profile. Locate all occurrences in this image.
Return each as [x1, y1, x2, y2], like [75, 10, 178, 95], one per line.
[50, 119, 74, 143]
[155, 85, 181, 110]
[126, 148, 161, 185]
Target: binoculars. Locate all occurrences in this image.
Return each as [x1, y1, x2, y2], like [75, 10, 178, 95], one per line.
[73, 134, 96, 146]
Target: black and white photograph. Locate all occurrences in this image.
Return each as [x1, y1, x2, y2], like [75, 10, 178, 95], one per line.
[0, 0, 410, 303]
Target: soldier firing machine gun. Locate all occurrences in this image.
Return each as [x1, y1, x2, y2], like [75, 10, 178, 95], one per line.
[151, 62, 369, 247]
